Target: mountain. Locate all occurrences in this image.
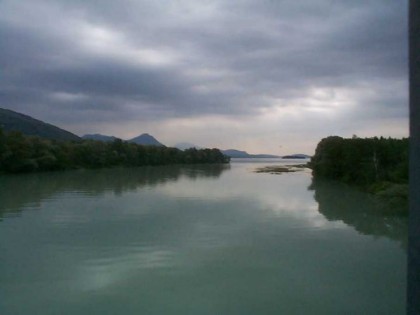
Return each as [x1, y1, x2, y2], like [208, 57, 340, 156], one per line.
[82, 134, 119, 142]
[221, 149, 250, 158]
[174, 142, 202, 150]
[82, 132, 165, 146]
[0, 107, 80, 141]
[128, 133, 165, 146]
[222, 149, 280, 158]
[282, 154, 311, 159]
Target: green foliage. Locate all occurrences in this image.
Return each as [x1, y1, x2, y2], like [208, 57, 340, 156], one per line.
[310, 136, 408, 188]
[0, 128, 230, 174]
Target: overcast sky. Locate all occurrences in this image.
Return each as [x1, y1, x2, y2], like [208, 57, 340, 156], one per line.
[0, 0, 408, 154]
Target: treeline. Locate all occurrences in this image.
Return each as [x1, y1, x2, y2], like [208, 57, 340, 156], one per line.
[310, 136, 408, 188]
[0, 128, 230, 174]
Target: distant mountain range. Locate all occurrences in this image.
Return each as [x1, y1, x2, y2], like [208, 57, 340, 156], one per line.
[174, 145, 281, 158]
[221, 149, 280, 158]
[222, 150, 311, 159]
[0, 107, 310, 156]
[83, 133, 164, 146]
[83, 133, 165, 146]
[0, 108, 164, 147]
[163, 143, 306, 159]
[0, 108, 80, 141]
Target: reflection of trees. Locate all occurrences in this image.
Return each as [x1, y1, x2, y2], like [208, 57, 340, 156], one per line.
[0, 164, 230, 219]
[309, 178, 408, 248]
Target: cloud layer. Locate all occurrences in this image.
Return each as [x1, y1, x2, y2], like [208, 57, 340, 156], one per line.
[0, 0, 408, 154]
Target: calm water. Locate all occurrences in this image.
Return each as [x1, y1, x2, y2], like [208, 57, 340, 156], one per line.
[0, 159, 407, 314]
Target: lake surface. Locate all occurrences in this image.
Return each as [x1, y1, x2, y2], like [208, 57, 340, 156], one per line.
[0, 159, 407, 314]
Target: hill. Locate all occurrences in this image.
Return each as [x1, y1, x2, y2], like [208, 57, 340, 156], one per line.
[128, 133, 165, 146]
[82, 133, 166, 147]
[222, 149, 280, 158]
[82, 134, 119, 142]
[0, 108, 80, 141]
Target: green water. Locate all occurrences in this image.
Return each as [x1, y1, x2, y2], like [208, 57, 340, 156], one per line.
[0, 160, 407, 314]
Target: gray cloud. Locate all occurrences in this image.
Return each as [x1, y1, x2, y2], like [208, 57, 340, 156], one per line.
[0, 0, 408, 151]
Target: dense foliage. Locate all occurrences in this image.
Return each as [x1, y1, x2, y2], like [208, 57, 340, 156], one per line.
[0, 128, 229, 174]
[310, 136, 408, 187]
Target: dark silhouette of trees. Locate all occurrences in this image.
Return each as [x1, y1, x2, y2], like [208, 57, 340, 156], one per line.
[310, 136, 408, 188]
[0, 128, 230, 174]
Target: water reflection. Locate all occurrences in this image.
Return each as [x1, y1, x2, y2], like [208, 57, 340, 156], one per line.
[0, 164, 230, 220]
[0, 162, 406, 314]
[309, 178, 408, 248]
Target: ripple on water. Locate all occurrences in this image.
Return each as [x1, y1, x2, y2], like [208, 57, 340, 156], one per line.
[79, 246, 176, 291]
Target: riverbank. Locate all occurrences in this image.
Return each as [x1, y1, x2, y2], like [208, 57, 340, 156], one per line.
[0, 129, 230, 174]
[254, 157, 408, 214]
[309, 136, 408, 213]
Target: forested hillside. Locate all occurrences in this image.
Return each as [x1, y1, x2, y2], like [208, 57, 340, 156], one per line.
[0, 108, 80, 141]
[0, 128, 229, 174]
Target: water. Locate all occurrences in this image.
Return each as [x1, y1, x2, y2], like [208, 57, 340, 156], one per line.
[0, 159, 407, 314]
